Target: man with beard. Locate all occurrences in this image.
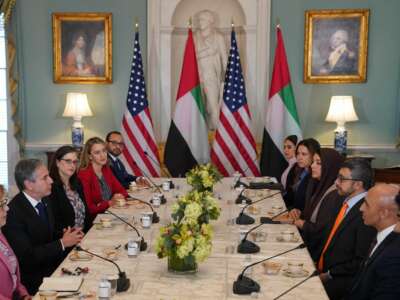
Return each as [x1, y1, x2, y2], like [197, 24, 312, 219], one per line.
[317, 158, 376, 300]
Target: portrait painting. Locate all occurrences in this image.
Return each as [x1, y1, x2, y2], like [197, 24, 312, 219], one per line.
[304, 9, 369, 83]
[53, 13, 112, 84]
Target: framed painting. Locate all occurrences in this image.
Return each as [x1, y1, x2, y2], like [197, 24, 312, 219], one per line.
[304, 9, 369, 83]
[52, 12, 112, 84]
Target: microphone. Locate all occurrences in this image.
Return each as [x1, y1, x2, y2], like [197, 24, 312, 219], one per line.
[105, 210, 147, 251]
[236, 192, 281, 225]
[127, 196, 160, 223]
[233, 243, 306, 295]
[235, 188, 252, 205]
[75, 246, 130, 292]
[259, 206, 292, 224]
[144, 151, 174, 186]
[272, 270, 318, 299]
[237, 222, 264, 254]
[132, 160, 167, 204]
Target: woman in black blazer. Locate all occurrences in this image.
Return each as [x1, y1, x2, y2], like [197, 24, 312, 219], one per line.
[49, 146, 92, 233]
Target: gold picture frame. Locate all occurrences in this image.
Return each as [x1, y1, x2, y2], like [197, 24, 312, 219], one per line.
[304, 9, 369, 84]
[52, 12, 112, 84]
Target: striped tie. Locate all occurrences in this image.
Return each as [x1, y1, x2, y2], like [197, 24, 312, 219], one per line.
[318, 202, 349, 272]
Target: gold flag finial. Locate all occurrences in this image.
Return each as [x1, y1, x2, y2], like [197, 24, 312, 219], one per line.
[135, 17, 139, 31]
[276, 17, 281, 28]
[231, 17, 235, 29]
[189, 16, 192, 28]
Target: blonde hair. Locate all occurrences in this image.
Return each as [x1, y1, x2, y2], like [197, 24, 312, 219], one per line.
[80, 137, 106, 169]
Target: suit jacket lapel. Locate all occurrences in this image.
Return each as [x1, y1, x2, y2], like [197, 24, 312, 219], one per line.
[365, 231, 397, 268]
[0, 234, 14, 276]
[19, 193, 53, 239]
[326, 200, 363, 252]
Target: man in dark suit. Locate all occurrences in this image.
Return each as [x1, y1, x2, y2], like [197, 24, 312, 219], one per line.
[106, 131, 138, 189]
[2, 159, 84, 294]
[317, 158, 376, 300]
[345, 183, 400, 299]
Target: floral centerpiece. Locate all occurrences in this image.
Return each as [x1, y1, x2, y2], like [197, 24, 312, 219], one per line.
[186, 163, 222, 192]
[156, 164, 222, 273]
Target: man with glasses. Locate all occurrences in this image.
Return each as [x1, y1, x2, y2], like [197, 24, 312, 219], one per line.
[345, 183, 400, 299]
[317, 158, 376, 300]
[2, 159, 84, 294]
[106, 131, 140, 189]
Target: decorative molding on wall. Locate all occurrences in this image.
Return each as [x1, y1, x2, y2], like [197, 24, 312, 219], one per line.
[321, 144, 399, 153]
[25, 142, 399, 153]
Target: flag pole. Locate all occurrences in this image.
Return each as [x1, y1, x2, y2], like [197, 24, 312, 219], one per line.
[189, 16, 192, 29]
[276, 17, 280, 29]
[231, 17, 235, 30]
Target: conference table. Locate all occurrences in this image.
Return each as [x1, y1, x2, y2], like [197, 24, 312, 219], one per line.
[36, 177, 328, 299]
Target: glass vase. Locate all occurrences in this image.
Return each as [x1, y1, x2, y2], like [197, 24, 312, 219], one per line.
[168, 254, 197, 274]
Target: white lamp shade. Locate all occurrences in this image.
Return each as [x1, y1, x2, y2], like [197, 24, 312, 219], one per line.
[63, 93, 93, 117]
[325, 96, 358, 123]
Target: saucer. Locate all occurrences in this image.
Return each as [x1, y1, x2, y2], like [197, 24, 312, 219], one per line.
[282, 268, 309, 278]
[276, 235, 300, 243]
[69, 251, 93, 261]
[94, 223, 115, 230]
[111, 203, 129, 209]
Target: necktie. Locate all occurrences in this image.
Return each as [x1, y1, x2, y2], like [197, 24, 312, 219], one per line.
[116, 158, 123, 171]
[36, 202, 49, 226]
[318, 202, 349, 272]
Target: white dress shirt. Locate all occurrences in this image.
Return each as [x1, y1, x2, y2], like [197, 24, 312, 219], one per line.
[369, 224, 396, 256]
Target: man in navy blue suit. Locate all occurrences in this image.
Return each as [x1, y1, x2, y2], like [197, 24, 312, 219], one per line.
[345, 183, 400, 299]
[106, 131, 138, 189]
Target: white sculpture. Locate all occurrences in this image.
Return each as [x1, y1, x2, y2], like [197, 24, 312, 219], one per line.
[194, 10, 228, 130]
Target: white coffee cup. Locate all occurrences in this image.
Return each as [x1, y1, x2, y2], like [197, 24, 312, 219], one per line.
[287, 262, 304, 274]
[239, 227, 248, 241]
[140, 213, 152, 228]
[100, 217, 112, 228]
[152, 194, 161, 207]
[281, 230, 295, 242]
[39, 291, 58, 300]
[127, 239, 140, 257]
[162, 181, 170, 191]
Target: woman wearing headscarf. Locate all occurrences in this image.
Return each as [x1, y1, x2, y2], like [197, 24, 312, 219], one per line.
[294, 148, 345, 259]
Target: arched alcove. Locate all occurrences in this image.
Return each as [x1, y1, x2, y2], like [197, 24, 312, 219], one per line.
[171, 0, 247, 130]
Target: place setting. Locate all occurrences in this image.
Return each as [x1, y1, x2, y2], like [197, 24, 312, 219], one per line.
[281, 261, 310, 278]
[275, 229, 300, 243]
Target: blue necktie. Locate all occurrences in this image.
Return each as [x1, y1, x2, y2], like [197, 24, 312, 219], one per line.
[36, 202, 49, 226]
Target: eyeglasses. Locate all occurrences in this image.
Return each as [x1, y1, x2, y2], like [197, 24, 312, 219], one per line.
[108, 140, 125, 147]
[336, 175, 361, 182]
[60, 159, 80, 166]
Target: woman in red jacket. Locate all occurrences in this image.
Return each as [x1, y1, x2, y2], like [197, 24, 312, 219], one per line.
[78, 137, 128, 216]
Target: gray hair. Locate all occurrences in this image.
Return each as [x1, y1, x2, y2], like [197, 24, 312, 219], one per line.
[341, 158, 374, 190]
[14, 159, 44, 191]
[331, 29, 349, 44]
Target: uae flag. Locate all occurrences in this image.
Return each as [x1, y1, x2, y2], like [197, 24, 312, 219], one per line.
[260, 26, 302, 178]
[164, 28, 209, 177]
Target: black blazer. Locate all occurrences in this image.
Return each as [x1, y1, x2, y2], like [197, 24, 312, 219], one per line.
[346, 231, 400, 300]
[49, 181, 92, 233]
[320, 199, 376, 300]
[301, 189, 346, 261]
[1, 192, 65, 295]
[283, 166, 310, 210]
[108, 154, 136, 189]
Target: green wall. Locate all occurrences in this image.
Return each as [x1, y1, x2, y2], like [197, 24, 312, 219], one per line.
[271, 0, 400, 167]
[17, 0, 400, 167]
[16, 0, 147, 144]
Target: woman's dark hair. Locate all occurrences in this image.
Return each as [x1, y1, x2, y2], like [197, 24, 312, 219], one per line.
[296, 138, 321, 158]
[49, 145, 80, 191]
[285, 135, 298, 146]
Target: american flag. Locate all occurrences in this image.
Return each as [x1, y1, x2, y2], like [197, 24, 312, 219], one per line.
[211, 29, 260, 176]
[120, 30, 161, 177]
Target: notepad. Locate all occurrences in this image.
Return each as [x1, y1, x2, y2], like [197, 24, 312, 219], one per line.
[39, 277, 83, 292]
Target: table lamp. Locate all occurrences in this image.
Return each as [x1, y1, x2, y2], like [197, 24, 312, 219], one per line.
[325, 96, 358, 154]
[63, 92, 93, 148]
